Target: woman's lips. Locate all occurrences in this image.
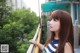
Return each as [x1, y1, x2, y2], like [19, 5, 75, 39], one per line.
[49, 26, 53, 28]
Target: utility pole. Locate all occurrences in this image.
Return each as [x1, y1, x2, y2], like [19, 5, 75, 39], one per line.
[38, 0, 42, 28]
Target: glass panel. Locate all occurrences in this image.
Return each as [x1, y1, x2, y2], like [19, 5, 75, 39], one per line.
[78, 4, 80, 46]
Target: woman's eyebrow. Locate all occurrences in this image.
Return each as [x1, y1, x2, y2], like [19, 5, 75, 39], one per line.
[49, 16, 52, 19]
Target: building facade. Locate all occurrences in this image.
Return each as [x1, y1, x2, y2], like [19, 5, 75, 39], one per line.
[6, 0, 26, 10]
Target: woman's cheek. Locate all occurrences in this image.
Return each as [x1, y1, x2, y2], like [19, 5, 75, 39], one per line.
[52, 23, 60, 31]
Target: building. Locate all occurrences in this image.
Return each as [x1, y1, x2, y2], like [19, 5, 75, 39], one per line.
[6, 0, 26, 10]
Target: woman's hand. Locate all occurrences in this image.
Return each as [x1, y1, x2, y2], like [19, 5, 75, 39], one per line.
[29, 39, 44, 51]
[29, 39, 37, 45]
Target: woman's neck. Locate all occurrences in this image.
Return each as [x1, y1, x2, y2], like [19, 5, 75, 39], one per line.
[54, 31, 59, 40]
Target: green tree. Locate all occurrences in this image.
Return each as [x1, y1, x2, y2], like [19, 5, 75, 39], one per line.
[0, 0, 12, 29]
[0, 8, 38, 53]
[41, 15, 47, 44]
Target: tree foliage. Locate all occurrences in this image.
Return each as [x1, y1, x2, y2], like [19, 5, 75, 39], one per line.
[0, 0, 12, 28]
[0, 1, 38, 52]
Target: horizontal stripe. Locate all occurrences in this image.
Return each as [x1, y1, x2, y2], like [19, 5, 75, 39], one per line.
[43, 39, 59, 53]
[45, 47, 51, 53]
[54, 44, 58, 47]
[50, 43, 57, 49]
[47, 45, 53, 52]
[48, 44, 56, 52]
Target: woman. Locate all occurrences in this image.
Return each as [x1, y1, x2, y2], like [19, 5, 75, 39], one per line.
[29, 10, 74, 53]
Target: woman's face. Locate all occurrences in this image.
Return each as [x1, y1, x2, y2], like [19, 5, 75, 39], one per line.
[49, 18, 60, 32]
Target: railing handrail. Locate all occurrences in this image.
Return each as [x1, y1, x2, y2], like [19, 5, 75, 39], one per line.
[26, 24, 40, 53]
[33, 28, 41, 53]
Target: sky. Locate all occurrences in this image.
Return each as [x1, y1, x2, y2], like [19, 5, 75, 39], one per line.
[23, 0, 45, 16]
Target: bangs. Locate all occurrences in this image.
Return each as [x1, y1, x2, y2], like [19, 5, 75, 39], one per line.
[50, 12, 60, 20]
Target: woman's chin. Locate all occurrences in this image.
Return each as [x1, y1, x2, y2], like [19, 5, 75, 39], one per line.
[50, 29, 54, 32]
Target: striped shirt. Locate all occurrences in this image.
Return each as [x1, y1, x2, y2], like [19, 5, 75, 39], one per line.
[43, 39, 59, 53]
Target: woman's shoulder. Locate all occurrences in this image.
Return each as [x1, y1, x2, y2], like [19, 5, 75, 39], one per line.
[64, 42, 72, 53]
[65, 42, 72, 48]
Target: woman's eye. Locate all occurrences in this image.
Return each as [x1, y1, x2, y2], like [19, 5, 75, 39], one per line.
[49, 18, 52, 21]
[53, 19, 58, 21]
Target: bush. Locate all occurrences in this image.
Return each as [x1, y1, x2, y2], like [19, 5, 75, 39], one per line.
[0, 9, 38, 53]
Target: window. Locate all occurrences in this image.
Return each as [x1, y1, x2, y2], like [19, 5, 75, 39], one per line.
[78, 4, 80, 25]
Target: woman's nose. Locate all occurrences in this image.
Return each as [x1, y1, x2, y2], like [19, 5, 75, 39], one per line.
[50, 20, 53, 25]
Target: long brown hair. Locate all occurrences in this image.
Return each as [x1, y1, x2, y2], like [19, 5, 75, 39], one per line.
[45, 10, 74, 53]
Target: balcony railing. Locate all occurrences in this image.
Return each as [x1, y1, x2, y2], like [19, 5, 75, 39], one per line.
[26, 24, 41, 53]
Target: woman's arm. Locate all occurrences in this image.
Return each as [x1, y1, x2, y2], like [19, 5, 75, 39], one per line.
[29, 39, 44, 50]
[36, 42, 44, 50]
[64, 42, 72, 53]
